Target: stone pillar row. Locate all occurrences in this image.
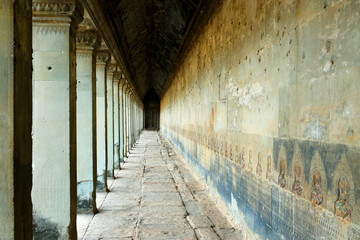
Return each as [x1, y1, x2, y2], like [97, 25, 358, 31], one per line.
[0, 1, 144, 239]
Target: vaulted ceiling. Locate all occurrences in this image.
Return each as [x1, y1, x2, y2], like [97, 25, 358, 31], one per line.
[103, 0, 200, 99]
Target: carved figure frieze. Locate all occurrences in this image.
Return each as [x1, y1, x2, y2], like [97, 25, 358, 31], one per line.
[292, 163, 302, 197]
[334, 176, 351, 222]
[241, 147, 246, 169]
[225, 141, 228, 158]
[311, 170, 323, 207]
[248, 150, 253, 173]
[266, 155, 272, 181]
[278, 159, 286, 188]
[256, 152, 262, 177]
[333, 153, 355, 222]
[234, 145, 239, 164]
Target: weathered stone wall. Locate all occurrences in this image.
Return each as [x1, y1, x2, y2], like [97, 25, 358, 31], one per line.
[160, 0, 360, 239]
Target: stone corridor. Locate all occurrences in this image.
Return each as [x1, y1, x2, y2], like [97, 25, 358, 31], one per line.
[2, 1, 360, 239]
[78, 131, 242, 240]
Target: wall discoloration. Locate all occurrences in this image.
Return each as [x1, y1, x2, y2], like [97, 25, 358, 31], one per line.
[33, 215, 61, 240]
[161, 0, 360, 238]
[77, 181, 93, 213]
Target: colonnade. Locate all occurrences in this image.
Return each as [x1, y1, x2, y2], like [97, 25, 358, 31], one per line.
[0, 1, 143, 239]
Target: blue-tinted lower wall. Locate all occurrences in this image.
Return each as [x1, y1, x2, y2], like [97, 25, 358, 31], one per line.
[161, 127, 360, 239]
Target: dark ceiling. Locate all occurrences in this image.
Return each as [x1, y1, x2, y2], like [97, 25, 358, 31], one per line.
[104, 0, 200, 98]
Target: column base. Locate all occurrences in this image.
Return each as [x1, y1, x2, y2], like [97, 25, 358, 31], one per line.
[106, 170, 113, 177]
[114, 160, 120, 169]
[96, 177, 106, 191]
[33, 215, 61, 240]
[77, 181, 93, 213]
[114, 143, 120, 169]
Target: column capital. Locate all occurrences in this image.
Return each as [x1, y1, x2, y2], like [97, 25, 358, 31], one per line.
[32, 0, 84, 28]
[119, 77, 126, 86]
[106, 62, 116, 78]
[76, 29, 100, 53]
[96, 50, 110, 65]
[124, 82, 130, 91]
[113, 71, 122, 82]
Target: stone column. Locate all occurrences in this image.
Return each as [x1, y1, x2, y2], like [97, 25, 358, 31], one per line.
[75, 29, 98, 213]
[134, 103, 137, 137]
[106, 62, 116, 179]
[124, 85, 129, 157]
[96, 50, 110, 192]
[119, 80, 125, 164]
[128, 93, 131, 149]
[0, 1, 32, 239]
[130, 94, 134, 146]
[122, 83, 127, 158]
[127, 91, 131, 151]
[113, 72, 121, 169]
[32, 1, 83, 239]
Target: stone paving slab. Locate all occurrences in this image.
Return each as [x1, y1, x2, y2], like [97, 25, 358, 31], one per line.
[196, 228, 221, 240]
[81, 131, 242, 240]
[186, 215, 214, 228]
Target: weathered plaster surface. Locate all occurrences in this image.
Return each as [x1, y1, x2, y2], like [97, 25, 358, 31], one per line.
[113, 80, 120, 168]
[96, 62, 107, 187]
[32, 23, 73, 239]
[76, 52, 94, 211]
[119, 83, 124, 162]
[161, 0, 360, 239]
[106, 73, 114, 178]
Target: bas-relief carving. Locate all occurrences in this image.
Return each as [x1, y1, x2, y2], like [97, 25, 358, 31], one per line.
[241, 147, 246, 169]
[165, 125, 360, 237]
[334, 176, 351, 222]
[291, 145, 304, 197]
[311, 170, 323, 207]
[266, 155, 273, 182]
[333, 153, 355, 222]
[309, 151, 327, 208]
[278, 159, 286, 188]
[256, 152, 262, 177]
[248, 150, 253, 173]
[277, 144, 287, 188]
[224, 141, 228, 158]
[292, 163, 302, 197]
[235, 145, 239, 164]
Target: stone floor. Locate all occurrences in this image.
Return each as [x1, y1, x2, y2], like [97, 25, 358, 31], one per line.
[78, 131, 243, 240]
